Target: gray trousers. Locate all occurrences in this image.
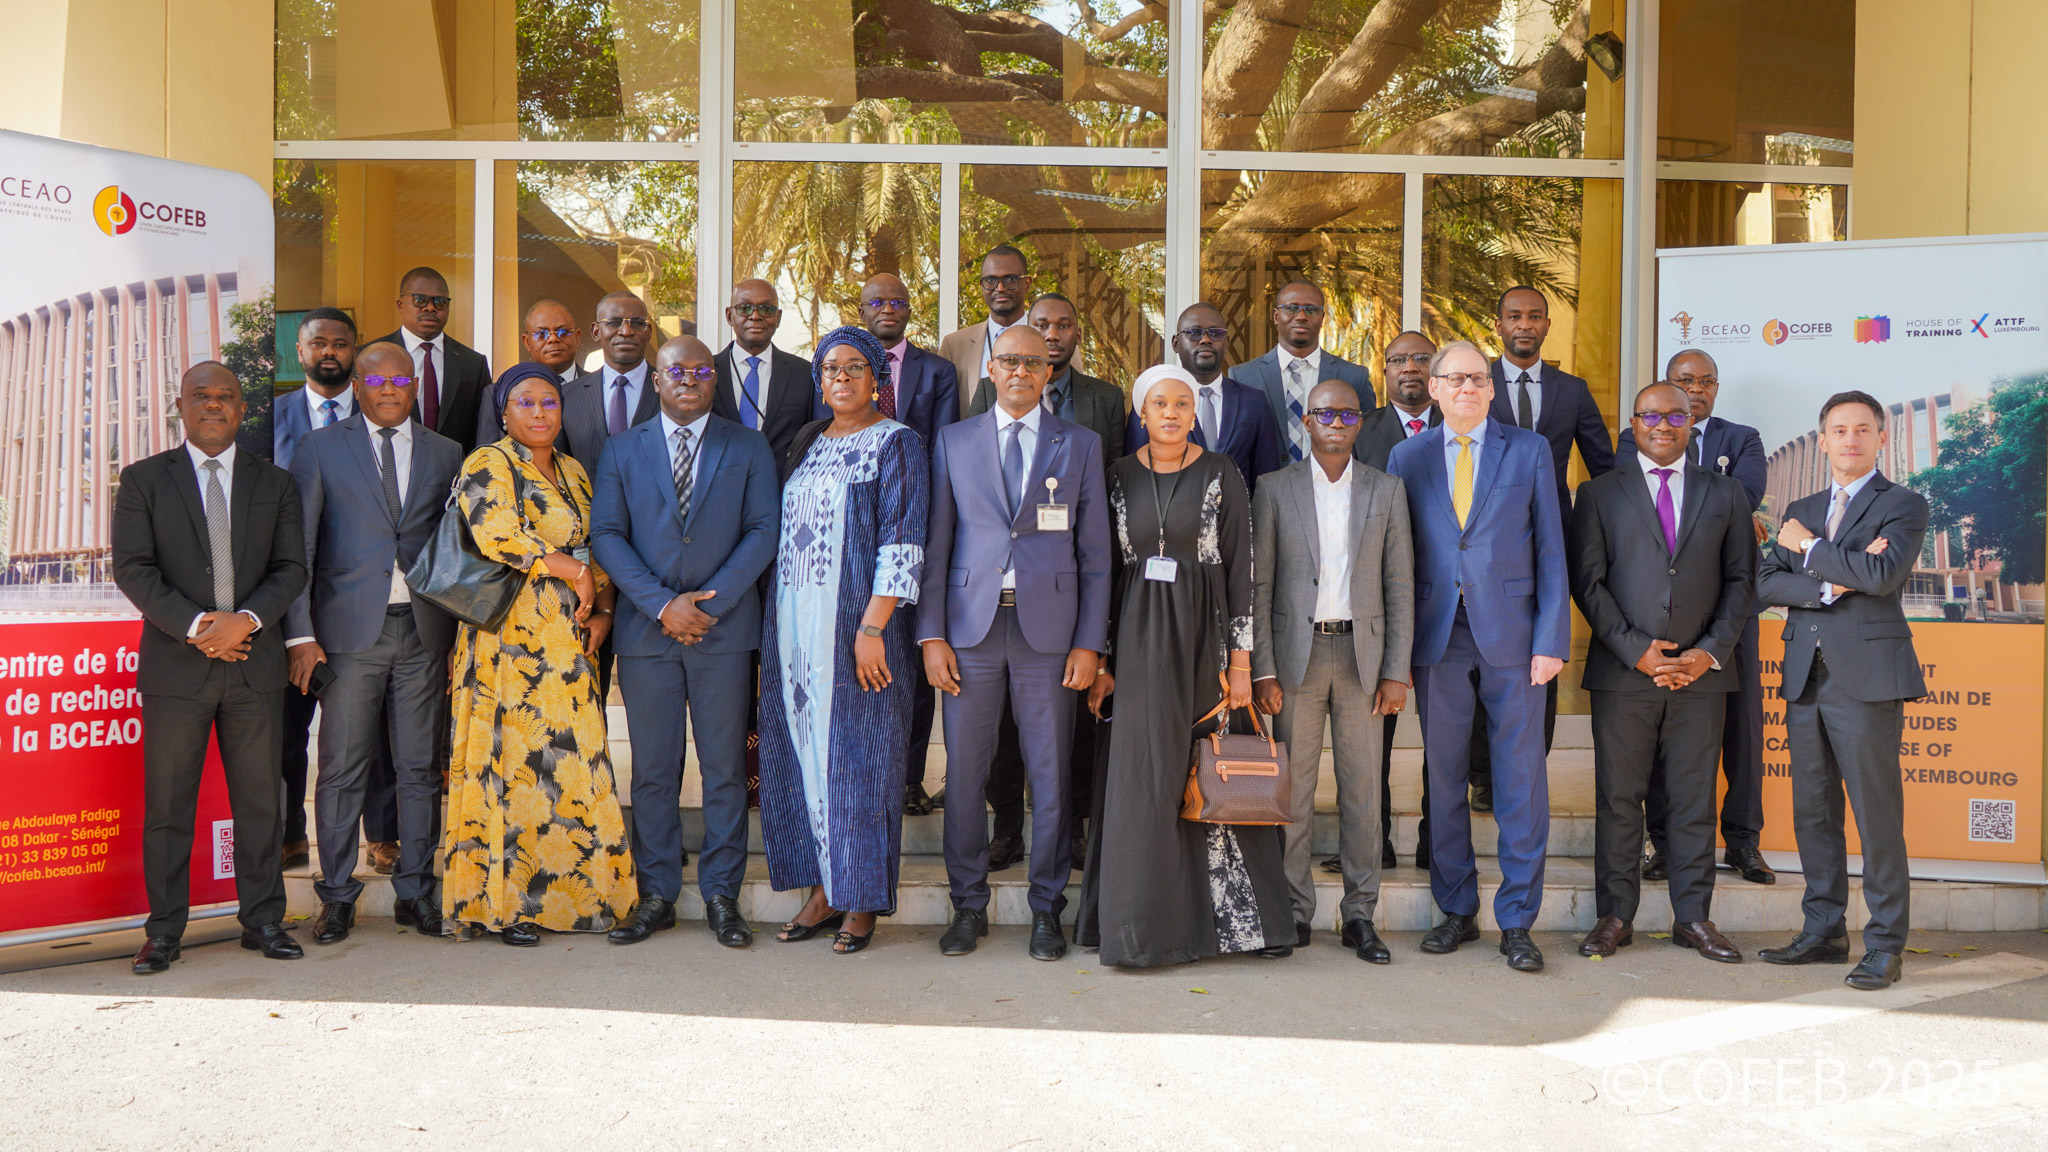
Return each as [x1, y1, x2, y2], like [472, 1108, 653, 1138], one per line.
[1788, 653, 1911, 954]
[1274, 633, 1383, 924]
[314, 607, 446, 904]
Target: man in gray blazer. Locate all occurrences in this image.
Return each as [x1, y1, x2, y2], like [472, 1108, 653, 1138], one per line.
[1252, 379, 1414, 963]
[1231, 281, 1375, 465]
[1757, 390, 1927, 991]
[284, 342, 463, 944]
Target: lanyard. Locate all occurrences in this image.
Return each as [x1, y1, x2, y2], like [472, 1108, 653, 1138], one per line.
[1145, 443, 1190, 557]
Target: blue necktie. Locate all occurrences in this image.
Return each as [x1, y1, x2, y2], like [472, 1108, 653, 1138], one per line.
[318, 399, 339, 428]
[1002, 420, 1025, 518]
[742, 356, 762, 430]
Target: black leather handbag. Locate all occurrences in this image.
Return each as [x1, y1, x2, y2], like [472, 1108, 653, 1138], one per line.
[405, 447, 528, 632]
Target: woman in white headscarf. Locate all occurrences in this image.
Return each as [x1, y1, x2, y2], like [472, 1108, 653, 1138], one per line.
[1074, 365, 1294, 967]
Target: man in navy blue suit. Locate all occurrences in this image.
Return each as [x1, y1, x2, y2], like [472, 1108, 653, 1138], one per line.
[1618, 349, 1776, 887]
[849, 271, 960, 816]
[592, 335, 782, 949]
[1128, 303, 1282, 495]
[919, 326, 1110, 962]
[1388, 340, 1570, 974]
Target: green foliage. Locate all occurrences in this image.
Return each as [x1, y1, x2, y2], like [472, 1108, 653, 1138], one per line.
[1912, 374, 2048, 588]
[221, 288, 277, 454]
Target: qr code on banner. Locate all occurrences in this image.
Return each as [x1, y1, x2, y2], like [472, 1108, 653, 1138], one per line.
[1968, 799, 2016, 843]
[212, 819, 236, 879]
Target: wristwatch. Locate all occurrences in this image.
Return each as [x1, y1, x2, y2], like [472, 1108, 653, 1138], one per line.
[859, 624, 885, 638]
[1799, 537, 1817, 553]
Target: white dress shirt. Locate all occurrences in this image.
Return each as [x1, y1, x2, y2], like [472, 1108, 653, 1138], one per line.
[994, 404, 1042, 590]
[1500, 357, 1543, 427]
[401, 329, 444, 390]
[182, 442, 261, 636]
[1311, 460, 1354, 622]
[303, 383, 354, 428]
[1637, 450, 1685, 531]
[1808, 467, 1878, 606]
[374, 419, 415, 604]
[729, 345, 774, 424]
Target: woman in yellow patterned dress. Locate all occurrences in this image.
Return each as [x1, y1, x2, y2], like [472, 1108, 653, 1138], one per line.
[441, 364, 636, 945]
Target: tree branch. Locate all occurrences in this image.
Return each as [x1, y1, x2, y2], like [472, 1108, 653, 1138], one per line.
[1202, 0, 1325, 151]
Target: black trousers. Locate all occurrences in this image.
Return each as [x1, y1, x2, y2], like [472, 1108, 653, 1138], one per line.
[1590, 687, 1722, 923]
[141, 665, 288, 938]
[1647, 613, 1766, 852]
[906, 665, 936, 787]
[986, 694, 1099, 844]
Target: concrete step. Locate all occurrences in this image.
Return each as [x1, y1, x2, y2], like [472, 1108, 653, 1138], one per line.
[285, 853, 2048, 935]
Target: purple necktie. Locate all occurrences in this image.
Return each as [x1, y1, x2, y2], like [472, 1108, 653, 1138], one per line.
[1652, 468, 1678, 555]
[608, 372, 628, 436]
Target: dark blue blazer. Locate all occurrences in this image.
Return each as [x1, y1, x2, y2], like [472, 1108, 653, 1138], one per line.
[1125, 375, 1284, 494]
[1617, 414, 1766, 511]
[917, 410, 1112, 656]
[1387, 417, 1570, 669]
[590, 413, 782, 657]
[272, 387, 319, 471]
[814, 341, 959, 456]
[283, 414, 463, 656]
[1488, 360, 1614, 531]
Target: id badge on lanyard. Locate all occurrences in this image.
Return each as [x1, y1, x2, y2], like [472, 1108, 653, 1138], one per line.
[1144, 555, 1178, 583]
[1036, 476, 1069, 532]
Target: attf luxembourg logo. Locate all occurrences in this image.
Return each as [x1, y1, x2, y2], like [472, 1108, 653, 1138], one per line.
[1854, 315, 1891, 344]
[93, 185, 137, 236]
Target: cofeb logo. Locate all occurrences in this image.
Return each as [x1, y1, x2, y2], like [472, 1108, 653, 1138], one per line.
[1760, 318, 1832, 346]
[92, 184, 207, 236]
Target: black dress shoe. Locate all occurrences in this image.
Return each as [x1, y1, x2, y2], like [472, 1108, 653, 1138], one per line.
[928, 787, 946, 809]
[1641, 847, 1669, 881]
[1294, 921, 1312, 948]
[679, 847, 688, 867]
[1414, 843, 1430, 871]
[1469, 781, 1493, 812]
[986, 835, 1025, 872]
[707, 896, 753, 948]
[904, 783, 936, 816]
[1725, 844, 1777, 885]
[394, 895, 443, 936]
[1321, 854, 1343, 874]
[1420, 912, 1479, 954]
[281, 838, 311, 871]
[1341, 918, 1391, 964]
[609, 897, 677, 944]
[1028, 911, 1066, 961]
[1499, 927, 1544, 972]
[312, 900, 355, 944]
[1381, 842, 1397, 870]
[1256, 941, 1295, 958]
[502, 921, 542, 947]
[1070, 828, 1089, 870]
[1759, 930, 1850, 965]
[132, 935, 180, 975]
[240, 923, 304, 960]
[1671, 920, 1742, 963]
[1845, 950, 1902, 990]
[939, 907, 988, 955]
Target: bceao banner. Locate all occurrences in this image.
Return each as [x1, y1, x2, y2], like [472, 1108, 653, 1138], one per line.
[1658, 233, 2048, 883]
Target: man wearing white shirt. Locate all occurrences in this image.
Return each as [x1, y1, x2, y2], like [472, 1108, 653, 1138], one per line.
[712, 279, 814, 462]
[1232, 281, 1376, 463]
[365, 267, 491, 453]
[560, 290, 659, 468]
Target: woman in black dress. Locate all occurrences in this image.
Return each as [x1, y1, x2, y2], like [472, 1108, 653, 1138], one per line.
[1076, 365, 1294, 968]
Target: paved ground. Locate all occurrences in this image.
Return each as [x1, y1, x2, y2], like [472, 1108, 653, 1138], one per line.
[5, 924, 2047, 1150]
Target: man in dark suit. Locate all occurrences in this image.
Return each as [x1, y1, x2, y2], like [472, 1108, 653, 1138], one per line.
[476, 299, 586, 447]
[561, 290, 659, 467]
[970, 291, 1126, 861]
[1568, 382, 1756, 964]
[113, 362, 308, 974]
[1618, 349, 1776, 887]
[1127, 302, 1283, 495]
[1232, 280, 1375, 464]
[1757, 391, 1926, 991]
[1386, 340, 1568, 974]
[593, 336, 782, 949]
[713, 279, 814, 464]
[920, 326, 1110, 962]
[284, 342, 463, 944]
[367, 267, 491, 454]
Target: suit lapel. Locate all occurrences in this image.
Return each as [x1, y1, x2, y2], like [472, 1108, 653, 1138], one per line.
[338, 414, 397, 527]
[1672, 463, 1712, 556]
[1614, 456, 1668, 550]
[399, 419, 440, 519]
[1833, 472, 1890, 542]
[682, 420, 727, 535]
[1417, 425, 1459, 532]
[1019, 416, 1063, 527]
[230, 450, 259, 580]
[168, 451, 212, 551]
[1460, 419, 1508, 533]
[633, 372, 661, 425]
[1291, 464, 1321, 574]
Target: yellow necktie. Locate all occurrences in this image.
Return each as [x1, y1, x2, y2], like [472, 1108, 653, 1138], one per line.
[1452, 435, 1474, 528]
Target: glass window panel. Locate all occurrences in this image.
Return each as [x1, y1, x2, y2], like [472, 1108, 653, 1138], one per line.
[276, 0, 699, 141]
[731, 160, 942, 352]
[1657, 0, 1853, 164]
[733, 0, 1166, 146]
[959, 165, 1166, 389]
[274, 159, 478, 349]
[1200, 168, 1402, 399]
[490, 161, 699, 373]
[1202, 0, 1624, 159]
[1658, 180, 1848, 247]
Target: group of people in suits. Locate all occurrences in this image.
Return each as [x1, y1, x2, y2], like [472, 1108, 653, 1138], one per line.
[113, 255, 1923, 991]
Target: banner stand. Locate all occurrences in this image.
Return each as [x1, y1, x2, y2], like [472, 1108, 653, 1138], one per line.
[0, 905, 240, 975]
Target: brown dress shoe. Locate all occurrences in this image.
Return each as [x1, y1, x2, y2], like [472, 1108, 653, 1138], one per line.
[1671, 920, 1742, 963]
[366, 841, 400, 875]
[281, 838, 311, 871]
[1578, 916, 1632, 957]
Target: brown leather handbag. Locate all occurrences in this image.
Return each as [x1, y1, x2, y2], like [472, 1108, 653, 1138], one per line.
[1181, 673, 1292, 825]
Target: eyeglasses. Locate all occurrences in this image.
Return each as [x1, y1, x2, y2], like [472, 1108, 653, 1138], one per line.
[1275, 303, 1326, 319]
[527, 326, 576, 342]
[730, 302, 780, 318]
[511, 396, 562, 412]
[360, 374, 415, 389]
[864, 297, 909, 311]
[405, 294, 451, 310]
[597, 316, 653, 332]
[1670, 374, 1719, 389]
[1307, 408, 1363, 427]
[1433, 372, 1490, 389]
[1634, 411, 1692, 427]
[980, 274, 1030, 289]
[820, 362, 873, 380]
[662, 365, 718, 383]
[991, 354, 1050, 374]
[1177, 326, 1228, 343]
[1384, 352, 1431, 366]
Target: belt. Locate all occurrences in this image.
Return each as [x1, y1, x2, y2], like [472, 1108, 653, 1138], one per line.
[1312, 619, 1353, 634]
[385, 603, 413, 616]
[998, 589, 1017, 607]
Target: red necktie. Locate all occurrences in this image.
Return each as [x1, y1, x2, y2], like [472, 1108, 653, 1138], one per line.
[420, 342, 441, 430]
[877, 353, 899, 419]
[1407, 419, 1423, 434]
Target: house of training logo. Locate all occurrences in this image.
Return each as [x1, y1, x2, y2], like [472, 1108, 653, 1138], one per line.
[1854, 315, 1891, 344]
[92, 185, 137, 235]
[91, 183, 208, 236]
[1761, 318, 1832, 346]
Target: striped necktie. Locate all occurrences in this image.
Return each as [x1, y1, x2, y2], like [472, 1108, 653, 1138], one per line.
[202, 459, 234, 610]
[672, 426, 697, 521]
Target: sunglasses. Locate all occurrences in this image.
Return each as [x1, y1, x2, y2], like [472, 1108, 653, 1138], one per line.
[405, 293, 451, 310]
[1634, 411, 1692, 427]
[1177, 326, 1228, 343]
[730, 302, 780, 318]
[991, 353, 1050, 374]
[360, 374, 415, 389]
[527, 326, 576, 341]
[864, 297, 909, 311]
[511, 396, 563, 412]
[662, 365, 718, 383]
[1307, 407, 1362, 427]
[597, 316, 653, 332]
[1275, 303, 1326, 319]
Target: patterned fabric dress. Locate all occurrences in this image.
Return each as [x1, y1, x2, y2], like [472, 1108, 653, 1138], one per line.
[440, 439, 636, 936]
[1076, 449, 1293, 967]
[758, 420, 928, 914]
